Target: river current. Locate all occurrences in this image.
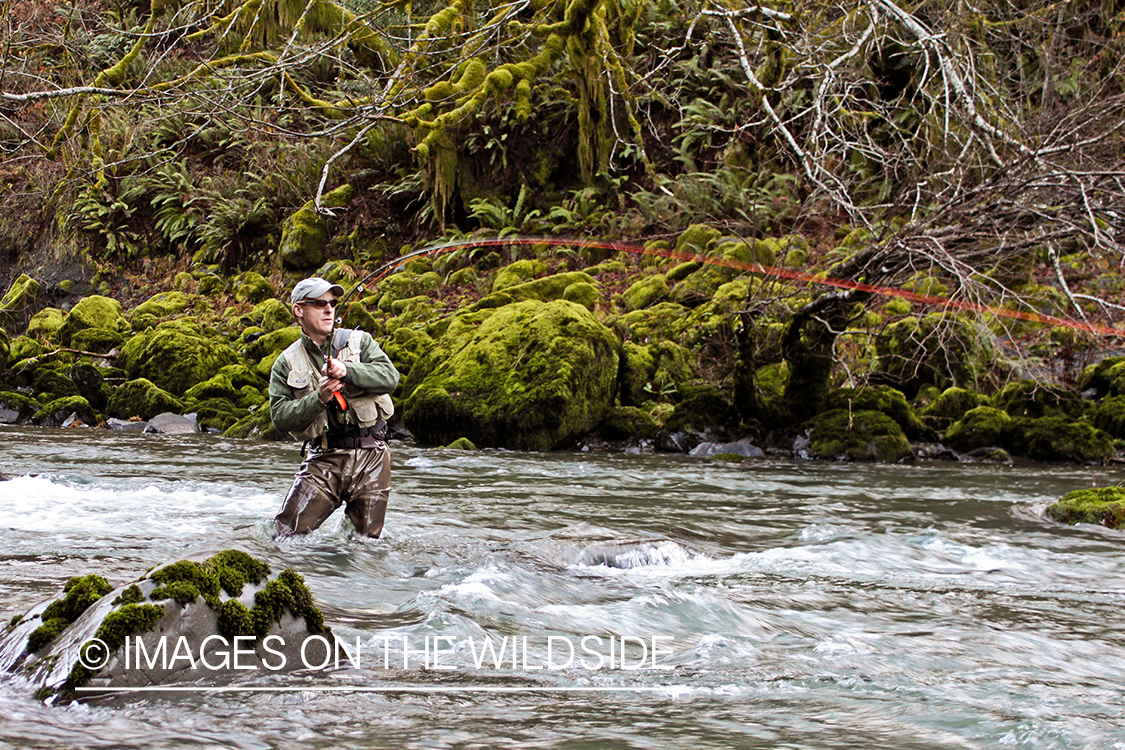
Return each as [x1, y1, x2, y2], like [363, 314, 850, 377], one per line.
[0, 425, 1123, 749]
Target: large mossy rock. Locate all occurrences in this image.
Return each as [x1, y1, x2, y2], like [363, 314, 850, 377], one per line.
[992, 380, 1086, 419]
[58, 296, 126, 347]
[921, 386, 990, 430]
[26, 308, 66, 341]
[246, 298, 292, 332]
[107, 378, 185, 420]
[130, 291, 194, 323]
[807, 409, 913, 462]
[0, 550, 332, 703]
[943, 406, 1011, 452]
[118, 320, 240, 396]
[873, 314, 995, 396]
[279, 185, 353, 269]
[1077, 356, 1125, 398]
[234, 272, 274, 304]
[622, 274, 669, 312]
[0, 273, 43, 332]
[1046, 486, 1125, 529]
[470, 272, 597, 311]
[1004, 417, 1116, 463]
[825, 386, 927, 439]
[404, 299, 620, 450]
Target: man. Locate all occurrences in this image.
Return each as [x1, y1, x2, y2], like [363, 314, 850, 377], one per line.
[269, 277, 400, 538]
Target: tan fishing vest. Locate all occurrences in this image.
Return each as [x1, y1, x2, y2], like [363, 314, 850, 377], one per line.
[280, 331, 394, 442]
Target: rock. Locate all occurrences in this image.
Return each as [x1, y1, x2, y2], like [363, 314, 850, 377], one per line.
[471, 272, 597, 311]
[662, 384, 739, 435]
[130, 291, 194, 321]
[622, 274, 669, 312]
[58, 296, 126, 347]
[491, 259, 547, 292]
[108, 378, 185, 420]
[405, 299, 620, 451]
[33, 396, 98, 427]
[689, 439, 765, 458]
[279, 185, 353, 269]
[562, 281, 599, 311]
[144, 412, 200, 434]
[921, 386, 990, 430]
[118, 320, 240, 396]
[1047, 486, 1125, 529]
[246, 298, 291, 332]
[222, 406, 285, 441]
[1, 550, 333, 703]
[0, 391, 38, 424]
[234, 272, 274, 304]
[244, 327, 302, 377]
[25, 307, 65, 341]
[442, 437, 478, 450]
[1005, 416, 1115, 463]
[69, 327, 125, 353]
[600, 406, 660, 441]
[0, 273, 43, 332]
[944, 406, 1011, 453]
[107, 417, 147, 431]
[806, 409, 913, 462]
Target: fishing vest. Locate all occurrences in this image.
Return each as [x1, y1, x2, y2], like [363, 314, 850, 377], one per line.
[280, 330, 394, 442]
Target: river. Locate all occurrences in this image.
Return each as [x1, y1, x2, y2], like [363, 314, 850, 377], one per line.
[1, 426, 1123, 749]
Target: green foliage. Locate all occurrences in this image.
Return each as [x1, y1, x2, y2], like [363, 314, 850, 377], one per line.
[1047, 487, 1125, 529]
[807, 409, 913, 463]
[27, 575, 113, 652]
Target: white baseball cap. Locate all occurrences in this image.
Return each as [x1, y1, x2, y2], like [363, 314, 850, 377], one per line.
[290, 277, 344, 304]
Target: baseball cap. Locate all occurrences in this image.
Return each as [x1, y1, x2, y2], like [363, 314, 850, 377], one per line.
[290, 277, 345, 305]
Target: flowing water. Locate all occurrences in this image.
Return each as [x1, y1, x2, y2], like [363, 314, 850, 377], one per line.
[1, 425, 1124, 749]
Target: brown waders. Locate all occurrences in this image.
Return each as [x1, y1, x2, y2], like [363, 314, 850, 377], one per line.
[274, 441, 391, 538]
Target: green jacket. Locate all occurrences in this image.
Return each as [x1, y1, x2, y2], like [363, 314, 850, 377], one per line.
[269, 329, 399, 437]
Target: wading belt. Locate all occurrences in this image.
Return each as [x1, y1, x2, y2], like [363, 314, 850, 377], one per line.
[308, 421, 388, 453]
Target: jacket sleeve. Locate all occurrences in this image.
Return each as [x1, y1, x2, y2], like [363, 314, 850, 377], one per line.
[269, 351, 325, 435]
[343, 332, 400, 395]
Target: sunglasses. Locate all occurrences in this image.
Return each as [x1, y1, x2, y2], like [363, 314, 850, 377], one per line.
[300, 299, 336, 309]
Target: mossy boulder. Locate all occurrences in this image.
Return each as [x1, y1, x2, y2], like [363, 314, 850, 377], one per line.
[33, 396, 98, 427]
[70, 327, 125, 354]
[382, 326, 435, 378]
[9, 335, 43, 363]
[992, 380, 1085, 419]
[246, 298, 292, 332]
[562, 281, 599, 311]
[921, 387, 990, 429]
[873, 314, 995, 396]
[118, 320, 240, 396]
[492, 259, 548, 292]
[69, 362, 109, 410]
[1046, 487, 1125, 529]
[600, 406, 660, 440]
[188, 397, 246, 432]
[619, 340, 697, 406]
[615, 301, 692, 343]
[807, 409, 913, 462]
[197, 275, 226, 296]
[943, 406, 1011, 452]
[130, 291, 194, 322]
[26, 308, 66, 341]
[826, 386, 927, 439]
[0, 273, 43, 332]
[33, 367, 79, 399]
[1077, 356, 1125, 398]
[622, 274, 669, 312]
[183, 373, 243, 404]
[662, 384, 739, 435]
[223, 407, 286, 440]
[375, 271, 442, 311]
[0, 391, 39, 424]
[107, 378, 184, 420]
[279, 185, 354, 269]
[0, 327, 8, 367]
[58, 296, 126, 347]
[1093, 396, 1125, 439]
[443, 437, 478, 450]
[234, 272, 274, 304]
[675, 224, 721, 256]
[340, 302, 378, 332]
[404, 300, 620, 450]
[1004, 417, 1116, 464]
[244, 327, 302, 376]
[472, 272, 597, 311]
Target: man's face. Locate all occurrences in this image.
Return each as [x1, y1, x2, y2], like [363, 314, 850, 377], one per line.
[293, 292, 336, 339]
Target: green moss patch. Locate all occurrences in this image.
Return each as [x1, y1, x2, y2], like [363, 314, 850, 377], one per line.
[107, 378, 184, 420]
[27, 575, 113, 652]
[808, 409, 913, 462]
[1047, 487, 1125, 529]
[118, 320, 240, 395]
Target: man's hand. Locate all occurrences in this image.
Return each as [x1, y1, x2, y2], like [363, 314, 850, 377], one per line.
[317, 375, 344, 404]
[324, 357, 348, 380]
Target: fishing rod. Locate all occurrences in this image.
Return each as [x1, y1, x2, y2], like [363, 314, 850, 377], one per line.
[325, 234, 1124, 340]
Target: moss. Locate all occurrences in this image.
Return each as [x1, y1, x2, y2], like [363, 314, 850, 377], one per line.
[808, 409, 913, 462]
[247, 298, 291, 332]
[382, 326, 434, 378]
[108, 378, 184, 420]
[873, 314, 996, 396]
[404, 300, 619, 450]
[492, 259, 548, 292]
[197, 275, 226, 296]
[218, 364, 267, 391]
[223, 407, 286, 440]
[130, 312, 158, 331]
[826, 386, 927, 439]
[0, 274, 43, 329]
[1005, 417, 1116, 463]
[992, 380, 1085, 419]
[675, 224, 721, 256]
[443, 437, 478, 450]
[944, 406, 1011, 452]
[58, 296, 126, 346]
[33, 368, 79, 398]
[663, 384, 738, 434]
[619, 341, 656, 407]
[234, 272, 275, 304]
[183, 373, 241, 404]
[148, 550, 270, 610]
[70, 327, 125, 353]
[10, 335, 43, 363]
[245, 327, 302, 368]
[118, 320, 240, 395]
[615, 301, 692, 343]
[447, 267, 478, 287]
[622, 274, 669, 312]
[1093, 396, 1125, 439]
[280, 185, 354, 270]
[341, 302, 377, 332]
[376, 271, 442, 311]
[600, 405, 659, 440]
[33, 396, 97, 427]
[1046, 486, 1125, 529]
[0, 390, 39, 422]
[922, 387, 989, 430]
[150, 580, 203, 605]
[112, 585, 144, 606]
[1077, 356, 1125, 398]
[26, 308, 66, 340]
[216, 599, 255, 640]
[666, 261, 701, 282]
[562, 281, 599, 311]
[27, 574, 113, 652]
[472, 272, 599, 311]
[251, 569, 327, 640]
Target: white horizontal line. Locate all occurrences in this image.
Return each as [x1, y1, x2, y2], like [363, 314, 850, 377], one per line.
[75, 685, 677, 694]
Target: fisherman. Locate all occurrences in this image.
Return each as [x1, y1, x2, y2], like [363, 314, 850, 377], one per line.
[269, 277, 400, 539]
